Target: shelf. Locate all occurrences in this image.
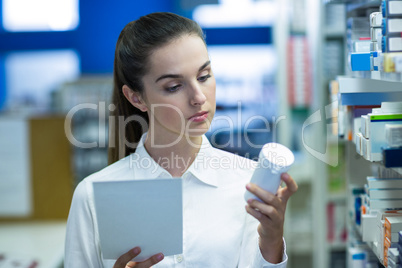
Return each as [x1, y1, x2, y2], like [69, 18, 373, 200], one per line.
[346, 0, 381, 14]
[338, 76, 402, 93]
[338, 76, 402, 105]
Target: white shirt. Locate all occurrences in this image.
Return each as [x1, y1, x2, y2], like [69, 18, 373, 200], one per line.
[64, 134, 288, 267]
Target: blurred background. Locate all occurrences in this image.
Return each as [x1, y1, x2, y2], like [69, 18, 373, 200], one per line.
[0, 0, 350, 267]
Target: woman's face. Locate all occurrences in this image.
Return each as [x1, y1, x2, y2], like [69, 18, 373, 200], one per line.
[141, 34, 216, 140]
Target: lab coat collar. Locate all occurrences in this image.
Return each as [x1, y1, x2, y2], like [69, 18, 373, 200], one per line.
[131, 134, 171, 180]
[134, 133, 219, 188]
[186, 135, 219, 188]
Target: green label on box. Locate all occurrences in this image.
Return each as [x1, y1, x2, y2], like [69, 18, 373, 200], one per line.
[370, 114, 402, 121]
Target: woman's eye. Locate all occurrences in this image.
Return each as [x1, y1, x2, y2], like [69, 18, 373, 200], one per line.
[166, 84, 181, 92]
[198, 74, 211, 82]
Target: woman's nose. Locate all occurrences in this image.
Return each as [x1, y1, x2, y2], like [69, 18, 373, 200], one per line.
[190, 84, 207, 106]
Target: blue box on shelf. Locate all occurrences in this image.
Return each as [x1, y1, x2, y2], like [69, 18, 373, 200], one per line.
[382, 147, 402, 167]
[351, 52, 371, 71]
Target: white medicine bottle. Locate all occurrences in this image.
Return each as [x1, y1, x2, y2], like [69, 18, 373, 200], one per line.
[244, 143, 294, 202]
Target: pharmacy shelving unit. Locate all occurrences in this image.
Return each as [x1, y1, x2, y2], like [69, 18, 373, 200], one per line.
[338, 76, 402, 106]
[338, 77, 402, 262]
[305, 0, 390, 267]
[339, 79, 402, 268]
[338, 76, 402, 267]
[329, 0, 402, 267]
[278, 0, 402, 266]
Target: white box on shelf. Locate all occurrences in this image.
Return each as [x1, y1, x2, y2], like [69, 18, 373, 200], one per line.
[379, 219, 385, 261]
[384, 18, 402, 34]
[368, 199, 402, 210]
[387, 247, 399, 263]
[356, 132, 363, 155]
[354, 40, 371, 52]
[367, 177, 402, 188]
[386, 124, 402, 147]
[386, 231, 400, 242]
[385, 216, 402, 232]
[371, 27, 382, 42]
[384, 37, 402, 53]
[362, 136, 371, 161]
[376, 211, 402, 222]
[365, 102, 402, 161]
[362, 212, 379, 242]
[385, 1, 402, 17]
[370, 12, 383, 28]
[354, 117, 361, 144]
[361, 115, 369, 138]
[368, 188, 402, 199]
[368, 115, 402, 161]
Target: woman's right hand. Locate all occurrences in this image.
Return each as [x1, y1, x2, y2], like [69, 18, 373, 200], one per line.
[113, 247, 164, 268]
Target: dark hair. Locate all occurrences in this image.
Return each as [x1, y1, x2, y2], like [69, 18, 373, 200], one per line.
[108, 12, 206, 164]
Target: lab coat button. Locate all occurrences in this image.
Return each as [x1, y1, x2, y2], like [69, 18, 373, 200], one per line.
[176, 255, 183, 262]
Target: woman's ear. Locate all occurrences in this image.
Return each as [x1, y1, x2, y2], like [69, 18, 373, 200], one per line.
[122, 85, 148, 112]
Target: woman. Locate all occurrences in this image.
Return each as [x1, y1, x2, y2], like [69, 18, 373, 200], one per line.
[64, 12, 297, 268]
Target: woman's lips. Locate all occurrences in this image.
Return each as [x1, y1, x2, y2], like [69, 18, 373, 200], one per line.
[188, 111, 208, 122]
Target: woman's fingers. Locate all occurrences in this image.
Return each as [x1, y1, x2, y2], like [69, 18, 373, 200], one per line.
[245, 203, 266, 222]
[125, 261, 137, 268]
[244, 172, 297, 224]
[278, 173, 298, 202]
[245, 183, 281, 207]
[114, 247, 141, 268]
[247, 199, 282, 224]
[114, 247, 164, 268]
[135, 253, 164, 268]
[245, 173, 297, 206]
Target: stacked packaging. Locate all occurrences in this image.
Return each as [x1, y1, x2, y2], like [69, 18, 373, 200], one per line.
[381, 0, 402, 53]
[349, 0, 402, 72]
[381, 0, 402, 72]
[386, 230, 401, 267]
[356, 102, 402, 162]
[384, 217, 402, 266]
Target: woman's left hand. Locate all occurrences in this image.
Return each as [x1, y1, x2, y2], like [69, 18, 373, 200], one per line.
[245, 172, 298, 264]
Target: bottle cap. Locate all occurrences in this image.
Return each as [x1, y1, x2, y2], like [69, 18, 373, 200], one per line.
[259, 143, 294, 173]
